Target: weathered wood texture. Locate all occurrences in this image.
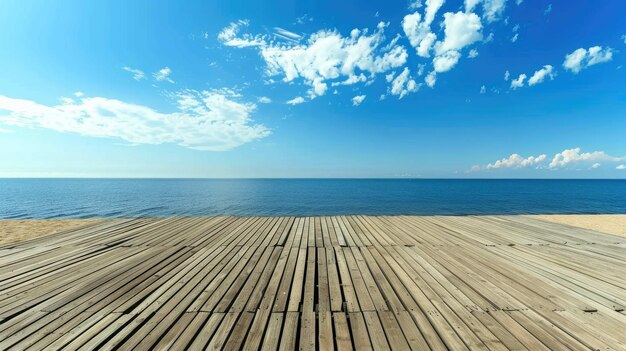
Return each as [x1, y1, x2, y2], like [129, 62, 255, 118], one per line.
[1, 215, 625, 350]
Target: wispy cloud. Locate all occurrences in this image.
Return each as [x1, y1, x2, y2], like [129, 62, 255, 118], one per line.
[257, 96, 272, 104]
[0, 90, 269, 151]
[544, 3, 552, 16]
[122, 66, 145, 81]
[218, 20, 267, 48]
[153, 67, 174, 83]
[273, 27, 302, 43]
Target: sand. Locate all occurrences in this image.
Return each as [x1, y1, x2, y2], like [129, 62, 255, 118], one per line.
[2, 215, 625, 245]
[527, 214, 626, 238]
[0, 219, 103, 245]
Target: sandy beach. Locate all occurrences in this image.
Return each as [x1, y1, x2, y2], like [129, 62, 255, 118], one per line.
[0, 219, 102, 245]
[527, 214, 626, 238]
[2, 215, 625, 246]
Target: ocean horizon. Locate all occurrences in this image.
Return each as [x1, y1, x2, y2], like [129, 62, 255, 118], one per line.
[2, 178, 625, 219]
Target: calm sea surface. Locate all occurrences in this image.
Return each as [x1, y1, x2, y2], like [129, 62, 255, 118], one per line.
[1, 179, 625, 219]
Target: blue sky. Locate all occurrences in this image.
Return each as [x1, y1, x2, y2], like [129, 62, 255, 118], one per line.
[0, 0, 625, 178]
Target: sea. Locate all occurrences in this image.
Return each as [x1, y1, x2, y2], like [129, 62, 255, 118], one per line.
[1, 178, 625, 219]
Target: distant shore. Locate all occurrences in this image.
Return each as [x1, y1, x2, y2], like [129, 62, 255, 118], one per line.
[2, 214, 626, 245]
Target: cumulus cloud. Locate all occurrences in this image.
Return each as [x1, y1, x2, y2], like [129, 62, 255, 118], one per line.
[402, 0, 444, 58]
[257, 96, 272, 103]
[433, 51, 461, 72]
[617, 164, 626, 170]
[549, 147, 626, 169]
[286, 96, 305, 105]
[510, 73, 526, 89]
[122, 66, 145, 81]
[0, 91, 269, 151]
[528, 65, 555, 86]
[221, 21, 408, 99]
[468, 49, 479, 58]
[435, 12, 483, 55]
[351, 95, 366, 106]
[563, 46, 613, 73]
[425, 71, 437, 87]
[486, 153, 547, 169]
[154, 67, 174, 83]
[390, 67, 421, 98]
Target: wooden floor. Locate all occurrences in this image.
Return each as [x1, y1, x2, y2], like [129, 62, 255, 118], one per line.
[1, 216, 625, 350]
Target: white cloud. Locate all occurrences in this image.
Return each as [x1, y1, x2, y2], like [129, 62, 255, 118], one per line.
[617, 164, 626, 170]
[286, 96, 305, 105]
[0, 91, 269, 151]
[512, 24, 520, 32]
[563, 46, 613, 74]
[351, 95, 366, 106]
[468, 49, 479, 58]
[622, 34, 626, 44]
[225, 21, 407, 98]
[591, 163, 601, 169]
[435, 12, 483, 55]
[528, 65, 554, 86]
[482, 0, 507, 23]
[510, 73, 526, 89]
[486, 153, 547, 169]
[480, 85, 486, 93]
[465, 0, 481, 12]
[273, 27, 302, 43]
[425, 71, 437, 87]
[218, 20, 267, 47]
[504, 70, 510, 81]
[122, 66, 145, 81]
[408, 0, 423, 9]
[402, 0, 445, 58]
[549, 147, 626, 169]
[433, 50, 461, 72]
[154, 67, 174, 83]
[516, 0, 523, 4]
[257, 96, 272, 103]
[511, 33, 518, 43]
[390, 67, 420, 98]
[74, 91, 84, 97]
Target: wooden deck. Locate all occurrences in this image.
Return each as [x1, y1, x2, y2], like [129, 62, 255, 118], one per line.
[1, 215, 625, 350]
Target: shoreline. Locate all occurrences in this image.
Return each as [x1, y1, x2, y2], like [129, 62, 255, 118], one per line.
[2, 214, 626, 245]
